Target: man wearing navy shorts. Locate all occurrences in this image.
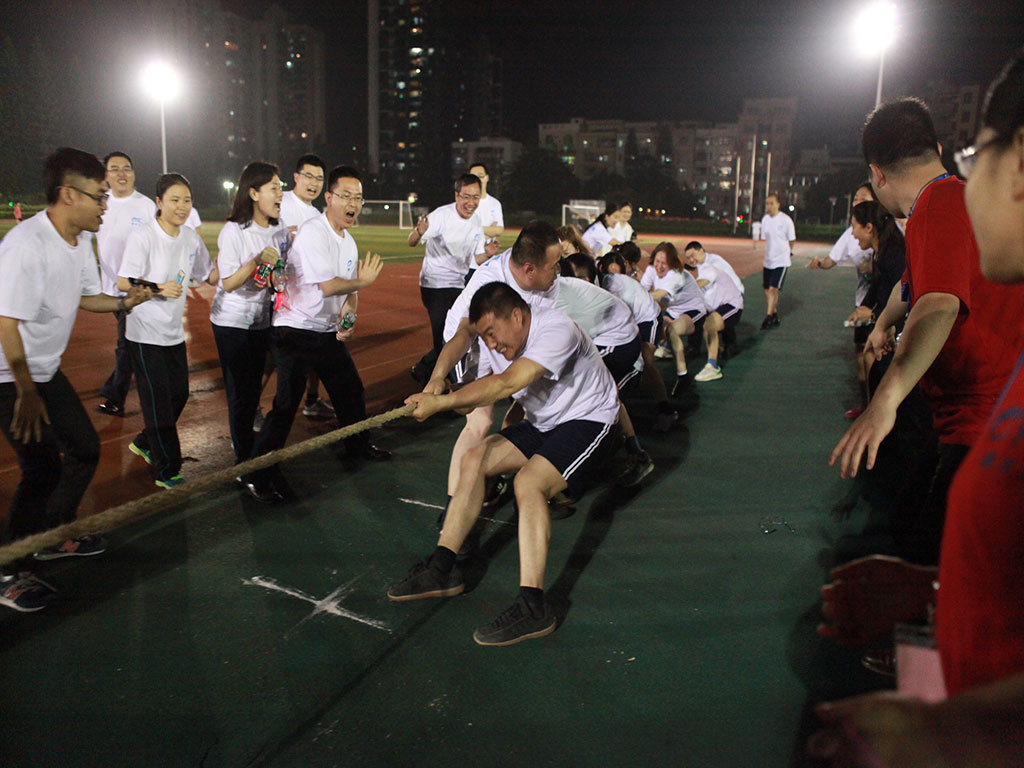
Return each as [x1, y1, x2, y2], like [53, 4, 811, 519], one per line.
[759, 193, 795, 329]
[388, 281, 620, 646]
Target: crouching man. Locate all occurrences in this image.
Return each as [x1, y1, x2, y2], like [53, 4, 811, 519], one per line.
[388, 281, 619, 646]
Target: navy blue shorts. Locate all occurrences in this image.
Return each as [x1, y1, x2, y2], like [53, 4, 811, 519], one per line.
[500, 419, 617, 501]
[712, 303, 743, 331]
[597, 333, 643, 391]
[637, 320, 659, 346]
[762, 266, 788, 290]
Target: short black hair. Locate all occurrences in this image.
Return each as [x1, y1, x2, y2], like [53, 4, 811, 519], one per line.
[44, 147, 105, 204]
[613, 241, 642, 265]
[468, 281, 529, 324]
[454, 173, 482, 194]
[566, 252, 598, 283]
[982, 47, 1024, 144]
[598, 252, 627, 276]
[295, 154, 325, 174]
[683, 240, 703, 253]
[862, 98, 940, 170]
[327, 165, 361, 191]
[511, 219, 560, 268]
[154, 173, 191, 218]
[104, 151, 133, 167]
[469, 162, 488, 175]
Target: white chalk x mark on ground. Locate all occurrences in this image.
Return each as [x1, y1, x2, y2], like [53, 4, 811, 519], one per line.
[243, 575, 391, 633]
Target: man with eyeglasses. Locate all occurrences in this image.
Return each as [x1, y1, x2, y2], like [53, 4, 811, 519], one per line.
[94, 151, 157, 417]
[278, 154, 335, 422]
[242, 165, 390, 502]
[409, 173, 496, 385]
[830, 98, 1024, 567]
[0, 147, 154, 612]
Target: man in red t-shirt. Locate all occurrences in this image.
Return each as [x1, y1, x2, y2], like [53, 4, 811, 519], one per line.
[830, 97, 1024, 565]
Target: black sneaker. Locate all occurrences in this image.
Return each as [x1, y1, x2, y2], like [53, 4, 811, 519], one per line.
[97, 400, 124, 417]
[616, 450, 654, 487]
[0, 572, 56, 612]
[770, 314, 780, 328]
[760, 315, 772, 330]
[33, 534, 108, 561]
[670, 374, 691, 398]
[473, 594, 557, 646]
[387, 560, 464, 602]
[482, 475, 513, 509]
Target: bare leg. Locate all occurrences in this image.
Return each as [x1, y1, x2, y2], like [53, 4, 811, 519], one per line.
[640, 342, 669, 402]
[513, 455, 568, 588]
[704, 313, 723, 362]
[765, 286, 779, 315]
[446, 404, 493, 495]
[667, 314, 696, 375]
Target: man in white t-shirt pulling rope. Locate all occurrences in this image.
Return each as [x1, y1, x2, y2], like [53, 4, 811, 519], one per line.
[388, 282, 620, 646]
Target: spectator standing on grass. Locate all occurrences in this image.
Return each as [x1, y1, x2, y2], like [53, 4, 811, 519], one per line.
[12, 202, 22, 224]
[95, 151, 157, 418]
[0, 148, 153, 613]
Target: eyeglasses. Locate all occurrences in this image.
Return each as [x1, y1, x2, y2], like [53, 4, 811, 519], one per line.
[329, 191, 363, 203]
[64, 185, 110, 205]
[298, 171, 324, 183]
[954, 134, 1006, 179]
[457, 193, 481, 202]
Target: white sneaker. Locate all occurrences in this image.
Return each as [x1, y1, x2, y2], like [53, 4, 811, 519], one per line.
[653, 345, 672, 359]
[694, 363, 723, 382]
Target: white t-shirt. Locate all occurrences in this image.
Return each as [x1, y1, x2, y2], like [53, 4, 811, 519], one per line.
[185, 209, 202, 231]
[273, 213, 358, 333]
[445, 250, 637, 348]
[210, 220, 291, 330]
[696, 262, 744, 312]
[828, 227, 874, 307]
[96, 190, 156, 296]
[601, 273, 660, 325]
[704, 252, 745, 295]
[119, 219, 213, 346]
[475, 194, 503, 243]
[479, 306, 619, 432]
[641, 266, 706, 319]
[280, 190, 319, 230]
[0, 212, 102, 383]
[418, 202, 484, 289]
[760, 212, 796, 268]
[582, 220, 612, 257]
[608, 220, 633, 243]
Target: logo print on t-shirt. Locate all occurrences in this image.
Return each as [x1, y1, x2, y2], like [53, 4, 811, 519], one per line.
[131, 217, 144, 226]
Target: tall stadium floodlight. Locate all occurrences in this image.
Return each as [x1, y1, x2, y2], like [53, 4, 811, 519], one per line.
[140, 61, 182, 174]
[853, 2, 897, 108]
[222, 180, 235, 206]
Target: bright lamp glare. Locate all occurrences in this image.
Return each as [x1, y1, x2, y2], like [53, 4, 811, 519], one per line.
[222, 181, 235, 190]
[140, 60, 182, 102]
[853, 2, 897, 57]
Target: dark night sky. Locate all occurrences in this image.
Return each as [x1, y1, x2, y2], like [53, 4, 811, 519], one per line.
[2, 0, 1022, 176]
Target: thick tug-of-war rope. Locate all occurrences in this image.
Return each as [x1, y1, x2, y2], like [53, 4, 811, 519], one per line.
[0, 403, 416, 568]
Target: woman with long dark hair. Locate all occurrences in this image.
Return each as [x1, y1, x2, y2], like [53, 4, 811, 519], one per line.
[210, 161, 288, 466]
[117, 173, 214, 488]
[581, 200, 627, 257]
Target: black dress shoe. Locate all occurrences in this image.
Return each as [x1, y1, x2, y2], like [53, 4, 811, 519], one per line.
[352, 443, 392, 461]
[237, 475, 283, 503]
[97, 400, 125, 416]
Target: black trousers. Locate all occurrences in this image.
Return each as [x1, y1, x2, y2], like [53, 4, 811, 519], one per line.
[0, 371, 100, 544]
[213, 324, 270, 464]
[251, 326, 368, 464]
[128, 341, 189, 481]
[416, 286, 463, 372]
[98, 309, 133, 407]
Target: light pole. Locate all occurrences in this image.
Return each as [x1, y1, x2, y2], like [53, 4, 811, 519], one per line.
[223, 180, 235, 207]
[140, 61, 182, 174]
[854, 2, 897, 108]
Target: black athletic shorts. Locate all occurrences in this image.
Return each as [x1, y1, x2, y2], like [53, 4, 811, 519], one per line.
[762, 266, 788, 290]
[597, 333, 643, 391]
[500, 419, 616, 501]
[713, 303, 743, 331]
[637, 320, 659, 346]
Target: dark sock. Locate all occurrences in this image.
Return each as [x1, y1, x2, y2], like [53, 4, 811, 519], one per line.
[428, 545, 457, 573]
[436, 496, 452, 529]
[625, 435, 643, 455]
[518, 585, 545, 614]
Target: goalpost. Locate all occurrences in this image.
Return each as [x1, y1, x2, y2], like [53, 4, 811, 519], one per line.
[561, 199, 603, 232]
[357, 199, 413, 229]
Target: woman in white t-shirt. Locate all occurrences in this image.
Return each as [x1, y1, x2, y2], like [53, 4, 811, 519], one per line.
[117, 173, 214, 488]
[608, 202, 636, 245]
[642, 242, 706, 393]
[210, 162, 288, 465]
[581, 200, 627, 257]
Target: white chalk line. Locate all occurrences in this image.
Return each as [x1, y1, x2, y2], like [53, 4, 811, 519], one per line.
[398, 497, 515, 527]
[243, 575, 391, 633]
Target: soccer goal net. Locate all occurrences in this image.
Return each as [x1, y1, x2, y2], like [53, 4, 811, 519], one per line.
[561, 200, 604, 232]
[358, 200, 413, 229]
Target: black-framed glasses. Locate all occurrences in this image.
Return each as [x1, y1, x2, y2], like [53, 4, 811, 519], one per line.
[329, 191, 363, 203]
[954, 134, 1007, 178]
[64, 185, 110, 205]
[298, 171, 324, 183]
[457, 193, 481, 202]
